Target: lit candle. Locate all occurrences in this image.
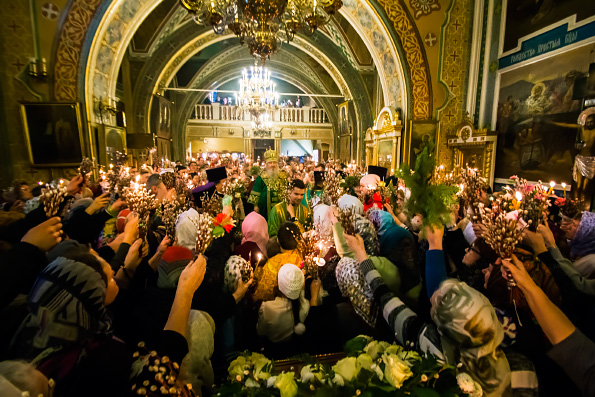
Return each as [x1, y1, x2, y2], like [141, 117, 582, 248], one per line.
[135, 175, 140, 182]
[109, 164, 113, 169]
[548, 181, 556, 195]
[515, 191, 523, 202]
[59, 179, 64, 185]
[561, 182, 567, 199]
[38, 181, 42, 185]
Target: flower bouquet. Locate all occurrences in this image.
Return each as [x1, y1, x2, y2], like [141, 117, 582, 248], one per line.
[216, 336, 480, 397]
[213, 213, 236, 238]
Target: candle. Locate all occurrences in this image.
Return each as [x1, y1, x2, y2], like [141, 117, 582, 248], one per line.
[561, 182, 566, 199]
[257, 253, 262, 266]
[59, 179, 64, 185]
[547, 181, 555, 195]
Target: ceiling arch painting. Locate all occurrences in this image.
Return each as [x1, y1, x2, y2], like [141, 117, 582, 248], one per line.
[54, 0, 425, 129]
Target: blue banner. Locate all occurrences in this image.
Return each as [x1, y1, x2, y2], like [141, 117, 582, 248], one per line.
[499, 19, 595, 69]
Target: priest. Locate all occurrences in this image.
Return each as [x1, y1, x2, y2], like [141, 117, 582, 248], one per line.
[248, 149, 285, 220]
[192, 166, 227, 207]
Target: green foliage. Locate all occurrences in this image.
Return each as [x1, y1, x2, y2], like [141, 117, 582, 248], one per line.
[398, 142, 458, 237]
[341, 175, 361, 196]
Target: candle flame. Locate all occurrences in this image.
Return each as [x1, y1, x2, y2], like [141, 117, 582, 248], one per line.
[515, 191, 523, 201]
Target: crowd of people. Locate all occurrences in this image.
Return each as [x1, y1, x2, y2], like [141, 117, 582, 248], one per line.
[0, 148, 594, 396]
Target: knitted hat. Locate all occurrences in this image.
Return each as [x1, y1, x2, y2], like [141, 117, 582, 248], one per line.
[277, 263, 304, 300]
[223, 255, 253, 294]
[157, 246, 193, 289]
[338, 194, 364, 215]
[116, 209, 131, 234]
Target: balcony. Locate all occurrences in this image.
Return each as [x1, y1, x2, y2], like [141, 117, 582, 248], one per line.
[190, 103, 330, 126]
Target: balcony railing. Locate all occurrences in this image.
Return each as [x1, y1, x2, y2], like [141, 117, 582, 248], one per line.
[192, 103, 329, 124]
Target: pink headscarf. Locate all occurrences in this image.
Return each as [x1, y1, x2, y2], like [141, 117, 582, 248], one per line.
[242, 212, 269, 254]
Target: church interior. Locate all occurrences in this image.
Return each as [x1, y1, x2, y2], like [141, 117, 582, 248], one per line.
[1, 1, 595, 396]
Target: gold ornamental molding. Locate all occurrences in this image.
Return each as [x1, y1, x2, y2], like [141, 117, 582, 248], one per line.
[376, 0, 432, 120]
[52, 0, 103, 101]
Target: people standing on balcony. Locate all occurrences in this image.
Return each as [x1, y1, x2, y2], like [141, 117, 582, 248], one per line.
[296, 96, 302, 108]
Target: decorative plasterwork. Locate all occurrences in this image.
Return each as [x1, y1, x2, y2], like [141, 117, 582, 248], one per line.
[436, 0, 474, 167]
[52, 0, 103, 101]
[340, 0, 405, 109]
[409, 0, 441, 19]
[376, 0, 432, 120]
[145, 7, 190, 57]
[320, 21, 361, 70]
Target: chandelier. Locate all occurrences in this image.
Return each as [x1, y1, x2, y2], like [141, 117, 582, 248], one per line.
[237, 65, 278, 113]
[179, 0, 343, 60]
[251, 111, 274, 137]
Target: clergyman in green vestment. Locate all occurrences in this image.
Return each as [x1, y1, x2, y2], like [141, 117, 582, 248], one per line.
[268, 179, 311, 237]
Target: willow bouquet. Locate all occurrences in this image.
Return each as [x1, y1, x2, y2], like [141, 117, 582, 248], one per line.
[321, 169, 343, 207]
[338, 206, 357, 236]
[458, 167, 488, 222]
[162, 198, 185, 240]
[40, 185, 68, 218]
[481, 204, 524, 287]
[127, 184, 157, 240]
[190, 212, 213, 254]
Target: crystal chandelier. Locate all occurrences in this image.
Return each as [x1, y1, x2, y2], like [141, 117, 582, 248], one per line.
[252, 112, 273, 131]
[179, 0, 343, 60]
[236, 65, 279, 113]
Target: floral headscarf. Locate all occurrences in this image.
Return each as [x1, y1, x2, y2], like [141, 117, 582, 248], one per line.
[335, 257, 378, 327]
[430, 279, 511, 397]
[354, 215, 379, 256]
[242, 212, 269, 255]
[223, 255, 253, 293]
[570, 211, 595, 258]
[366, 208, 396, 239]
[12, 257, 112, 359]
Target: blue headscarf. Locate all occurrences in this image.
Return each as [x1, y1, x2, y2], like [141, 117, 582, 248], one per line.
[571, 212, 595, 258]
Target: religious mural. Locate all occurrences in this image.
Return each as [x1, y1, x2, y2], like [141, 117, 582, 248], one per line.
[495, 44, 595, 183]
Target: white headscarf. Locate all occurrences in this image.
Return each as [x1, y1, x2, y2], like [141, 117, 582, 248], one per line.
[176, 208, 200, 251]
[338, 194, 364, 215]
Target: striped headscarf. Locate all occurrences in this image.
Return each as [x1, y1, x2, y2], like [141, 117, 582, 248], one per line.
[11, 257, 112, 359]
